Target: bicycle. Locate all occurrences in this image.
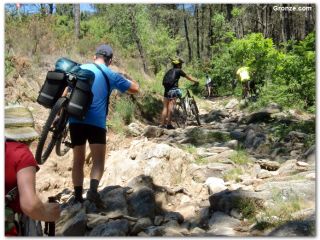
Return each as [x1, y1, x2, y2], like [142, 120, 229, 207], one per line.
[35, 74, 77, 164]
[172, 88, 201, 128]
[204, 82, 218, 98]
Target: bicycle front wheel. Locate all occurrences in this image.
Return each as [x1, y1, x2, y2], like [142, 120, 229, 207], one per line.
[190, 97, 201, 126]
[35, 98, 68, 164]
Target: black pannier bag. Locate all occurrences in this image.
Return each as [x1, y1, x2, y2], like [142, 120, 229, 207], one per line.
[37, 58, 79, 108]
[66, 67, 95, 120]
[37, 71, 67, 108]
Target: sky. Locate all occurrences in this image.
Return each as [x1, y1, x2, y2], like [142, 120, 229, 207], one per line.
[5, 3, 96, 14]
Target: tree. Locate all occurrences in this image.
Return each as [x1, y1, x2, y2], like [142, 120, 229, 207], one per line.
[73, 4, 80, 39]
[195, 4, 200, 60]
[128, 6, 148, 73]
[183, 5, 192, 62]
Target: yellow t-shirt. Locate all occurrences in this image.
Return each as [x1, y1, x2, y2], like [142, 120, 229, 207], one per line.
[236, 67, 250, 82]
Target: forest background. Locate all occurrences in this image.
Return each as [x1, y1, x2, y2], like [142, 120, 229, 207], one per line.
[4, 3, 316, 131]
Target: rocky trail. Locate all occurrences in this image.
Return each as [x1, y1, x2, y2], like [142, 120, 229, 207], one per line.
[29, 95, 315, 237]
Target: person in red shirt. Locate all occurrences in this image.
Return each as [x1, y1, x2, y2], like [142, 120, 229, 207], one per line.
[5, 105, 60, 236]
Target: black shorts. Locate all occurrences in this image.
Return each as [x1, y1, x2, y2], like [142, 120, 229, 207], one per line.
[69, 123, 106, 146]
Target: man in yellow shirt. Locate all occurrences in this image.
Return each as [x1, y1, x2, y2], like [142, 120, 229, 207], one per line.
[236, 66, 251, 99]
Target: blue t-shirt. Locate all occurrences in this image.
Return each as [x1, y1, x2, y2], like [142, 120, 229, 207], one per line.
[69, 63, 131, 129]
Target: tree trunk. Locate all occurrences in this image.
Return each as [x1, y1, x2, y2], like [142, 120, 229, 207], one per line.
[183, 5, 192, 62]
[201, 5, 205, 54]
[73, 4, 80, 39]
[195, 4, 200, 60]
[128, 6, 148, 73]
[282, 4, 291, 42]
[48, 4, 54, 14]
[226, 4, 233, 21]
[207, 5, 213, 58]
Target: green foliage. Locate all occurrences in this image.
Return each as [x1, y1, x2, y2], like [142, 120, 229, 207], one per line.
[254, 188, 306, 230]
[230, 149, 252, 165]
[209, 31, 315, 112]
[108, 96, 135, 134]
[234, 197, 260, 219]
[223, 167, 243, 182]
[183, 144, 197, 155]
[5, 55, 15, 76]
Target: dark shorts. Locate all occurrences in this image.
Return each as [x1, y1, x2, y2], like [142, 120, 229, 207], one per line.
[69, 123, 106, 146]
[164, 87, 182, 99]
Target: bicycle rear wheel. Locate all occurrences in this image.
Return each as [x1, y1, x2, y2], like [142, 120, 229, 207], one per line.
[35, 98, 68, 164]
[55, 109, 71, 157]
[173, 99, 187, 128]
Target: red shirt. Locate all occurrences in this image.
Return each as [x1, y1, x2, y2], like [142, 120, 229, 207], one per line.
[5, 141, 39, 213]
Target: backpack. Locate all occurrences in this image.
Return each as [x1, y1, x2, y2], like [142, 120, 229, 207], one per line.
[162, 68, 177, 89]
[5, 187, 43, 236]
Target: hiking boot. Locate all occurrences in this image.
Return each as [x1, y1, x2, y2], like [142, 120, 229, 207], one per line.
[86, 190, 106, 210]
[166, 124, 175, 130]
[67, 196, 84, 207]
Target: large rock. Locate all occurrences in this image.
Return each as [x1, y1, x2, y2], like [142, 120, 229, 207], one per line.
[60, 209, 87, 236]
[131, 218, 153, 235]
[209, 189, 269, 214]
[245, 111, 271, 124]
[225, 99, 239, 109]
[143, 126, 164, 138]
[99, 186, 128, 215]
[205, 177, 227, 195]
[268, 220, 315, 237]
[127, 122, 144, 136]
[89, 219, 129, 236]
[127, 186, 156, 219]
[100, 140, 193, 188]
[244, 129, 266, 149]
[301, 145, 315, 164]
[257, 180, 315, 203]
[164, 211, 184, 224]
[204, 110, 229, 123]
[189, 163, 234, 182]
[208, 211, 241, 231]
[230, 131, 246, 141]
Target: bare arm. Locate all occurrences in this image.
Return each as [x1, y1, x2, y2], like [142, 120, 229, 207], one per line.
[126, 79, 139, 94]
[17, 166, 60, 222]
[185, 75, 198, 83]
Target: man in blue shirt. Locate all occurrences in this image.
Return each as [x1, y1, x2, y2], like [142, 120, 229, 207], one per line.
[69, 44, 139, 207]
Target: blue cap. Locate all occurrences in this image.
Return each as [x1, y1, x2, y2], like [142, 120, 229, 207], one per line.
[96, 44, 113, 58]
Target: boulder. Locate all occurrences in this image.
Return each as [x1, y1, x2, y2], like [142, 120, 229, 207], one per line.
[268, 220, 315, 237]
[131, 218, 153, 235]
[61, 209, 87, 236]
[89, 219, 129, 236]
[301, 145, 315, 164]
[245, 111, 271, 124]
[99, 186, 128, 215]
[127, 122, 144, 136]
[208, 211, 241, 229]
[205, 177, 227, 195]
[164, 211, 184, 224]
[127, 186, 156, 219]
[225, 99, 239, 109]
[143, 126, 164, 138]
